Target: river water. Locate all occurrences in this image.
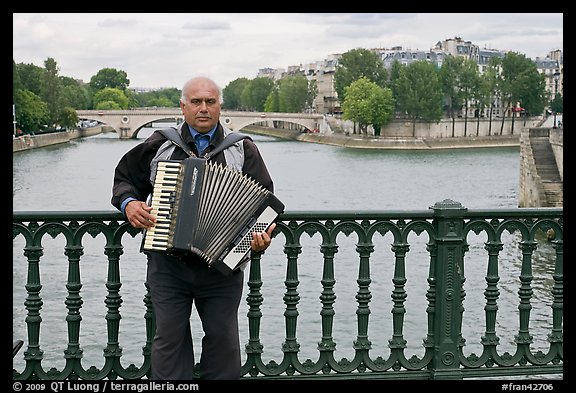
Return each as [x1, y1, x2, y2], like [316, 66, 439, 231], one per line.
[12, 127, 558, 373]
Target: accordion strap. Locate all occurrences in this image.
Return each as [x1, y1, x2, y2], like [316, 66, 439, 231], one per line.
[203, 132, 252, 160]
[158, 127, 252, 160]
[158, 127, 194, 157]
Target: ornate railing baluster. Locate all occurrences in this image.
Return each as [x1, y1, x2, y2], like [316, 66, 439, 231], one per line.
[354, 236, 374, 371]
[389, 241, 409, 354]
[23, 243, 44, 379]
[64, 242, 84, 376]
[516, 239, 537, 349]
[243, 249, 264, 376]
[549, 235, 563, 362]
[318, 238, 337, 372]
[484, 239, 504, 350]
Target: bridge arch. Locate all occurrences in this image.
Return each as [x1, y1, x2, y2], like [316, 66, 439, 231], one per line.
[223, 116, 317, 134]
[76, 109, 329, 139]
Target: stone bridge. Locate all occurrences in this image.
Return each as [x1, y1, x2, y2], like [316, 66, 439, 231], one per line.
[76, 108, 328, 139]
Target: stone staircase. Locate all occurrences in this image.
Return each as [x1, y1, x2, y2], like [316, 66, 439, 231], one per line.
[529, 134, 563, 207]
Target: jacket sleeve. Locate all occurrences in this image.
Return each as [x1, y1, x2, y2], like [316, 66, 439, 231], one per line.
[242, 139, 274, 193]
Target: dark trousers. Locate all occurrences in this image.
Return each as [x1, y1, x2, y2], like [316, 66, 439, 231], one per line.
[146, 252, 244, 380]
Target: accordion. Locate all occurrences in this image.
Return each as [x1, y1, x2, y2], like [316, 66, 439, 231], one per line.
[143, 157, 285, 275]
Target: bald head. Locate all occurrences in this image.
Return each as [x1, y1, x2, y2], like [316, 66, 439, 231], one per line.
[180, 77, 222, 104]
[179, 76, 222, 133]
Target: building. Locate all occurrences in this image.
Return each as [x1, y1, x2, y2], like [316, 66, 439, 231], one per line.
[257, 37, 563, 116]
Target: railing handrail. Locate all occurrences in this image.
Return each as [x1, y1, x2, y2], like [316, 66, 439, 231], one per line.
[13, 203, 563, 380]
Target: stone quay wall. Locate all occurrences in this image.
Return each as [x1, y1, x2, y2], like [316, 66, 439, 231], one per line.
[13, 126, 113, 152]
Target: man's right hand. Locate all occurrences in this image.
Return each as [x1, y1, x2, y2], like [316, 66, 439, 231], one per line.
[125, 200, 156, 229]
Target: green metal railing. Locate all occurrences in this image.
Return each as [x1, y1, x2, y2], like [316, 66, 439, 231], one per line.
[12, 200, 563, 380]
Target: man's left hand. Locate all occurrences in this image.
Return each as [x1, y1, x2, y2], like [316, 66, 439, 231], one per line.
[251, 223, 276, 252]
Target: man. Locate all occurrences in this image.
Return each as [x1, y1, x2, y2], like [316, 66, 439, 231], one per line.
[111, 76, 276, 380]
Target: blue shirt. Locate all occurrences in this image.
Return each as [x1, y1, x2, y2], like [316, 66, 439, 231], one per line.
[189, 125, 217, 154]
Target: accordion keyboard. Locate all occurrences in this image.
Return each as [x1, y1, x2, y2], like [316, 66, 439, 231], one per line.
[143, 161, 182, 251]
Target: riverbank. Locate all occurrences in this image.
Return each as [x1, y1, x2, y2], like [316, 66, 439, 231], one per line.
[13, 124, 521, 153]
[244, 126, 521, 150]
[13, 126, 113, 152]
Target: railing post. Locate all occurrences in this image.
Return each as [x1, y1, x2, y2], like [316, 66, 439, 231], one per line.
[429, 200, 467, 379]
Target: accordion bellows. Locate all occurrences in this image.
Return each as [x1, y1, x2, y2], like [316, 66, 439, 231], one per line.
[143, 157, 284, 275]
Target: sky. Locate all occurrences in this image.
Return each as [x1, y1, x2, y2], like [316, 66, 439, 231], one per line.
[13, 13, 563, 90]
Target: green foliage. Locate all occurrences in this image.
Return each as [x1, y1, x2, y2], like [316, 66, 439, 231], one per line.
[277, 75, 309, 112]
[133, 88, 181, 108]
[439, 55, 468, 116]
[240, 77, 274, 111]
[222, 78, 250, 110]
[15, 62, 45, 97]
[64, 74, 92, 105]
[40, 57, 63, 126]
[58, 107, 79, 129]
[264, 89, 280, 112]
[149, 97, 175, 107]
[550, 93, 563, 114]
[14, 89, 49, 132]
[89, 68, 130, 91]
[500, 51, 547, 115]
[97, 100, 123, 110]
[334, 48, 388, 102]
[341, 77, 395, 134]
[93, 87, 129, 109]
[394, 60, 443, 126]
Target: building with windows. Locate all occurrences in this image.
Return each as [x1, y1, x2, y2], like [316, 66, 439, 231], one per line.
[256, 37, 562, 116]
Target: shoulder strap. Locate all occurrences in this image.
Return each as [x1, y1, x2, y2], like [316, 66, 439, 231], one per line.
[157, 127, 194, 157]
[203, 132, 252, 160]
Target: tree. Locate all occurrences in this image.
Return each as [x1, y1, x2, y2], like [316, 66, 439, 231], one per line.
[89, 68, 130, 91]
[439, 55, 467, 136]
[277, 75, 309, 112]
[477, 58, 500, 136]
[58, 107, 79, 129]
[305, 79, 318, 113]
[499, 51, 546, 134]
[550, 93, 563, 115]
[14, 61, 45, 97]
[264, 87, 280, 112]
[458, 58, 482, 136]
[14, 89, 49, 132]
[40, 57, 63, 127]
[341, 76, 395, 135]
[60, 76, 92, 110]
[240, 77, 274, 111]
[393, 61, 443, 135]
[369, 86, 396, 136]
[334, 48, 388, 103]
[147, 96, 174, 107]
[13, 60, 23, 97]
[388, 60, 404, 116]
[223, 78, 250, 110]
[93, 87, 129, 109]
[132, 88, 179, 108]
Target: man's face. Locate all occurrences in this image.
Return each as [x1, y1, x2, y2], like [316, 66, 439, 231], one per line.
[180, 81, 221, 133]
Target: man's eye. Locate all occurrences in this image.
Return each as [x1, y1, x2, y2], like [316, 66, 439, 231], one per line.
[190, 99, 217, 105]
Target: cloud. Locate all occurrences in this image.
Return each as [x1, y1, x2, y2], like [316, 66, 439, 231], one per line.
[13, 12, 563, 90]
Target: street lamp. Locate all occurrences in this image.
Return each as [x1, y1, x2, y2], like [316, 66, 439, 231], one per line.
[552, 71, 560, 128]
